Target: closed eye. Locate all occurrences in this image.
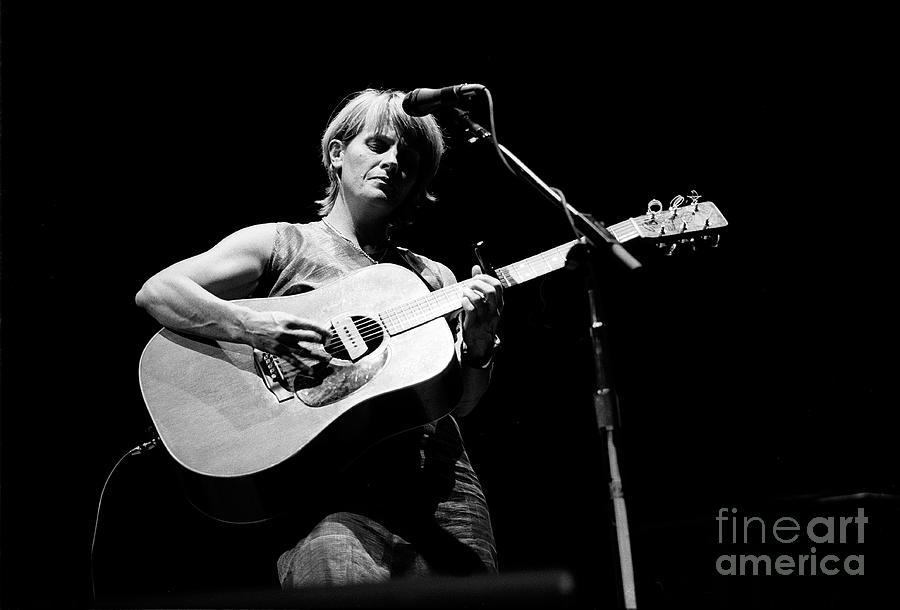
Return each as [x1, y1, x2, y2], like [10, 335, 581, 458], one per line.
[366, 135, 392, 152]
[365, 134, 420, 172]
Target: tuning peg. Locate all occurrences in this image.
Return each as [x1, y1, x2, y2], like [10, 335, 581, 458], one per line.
[686, 190, 702, 213]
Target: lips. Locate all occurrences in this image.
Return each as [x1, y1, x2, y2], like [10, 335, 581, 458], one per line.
[369, 175, 394, 190]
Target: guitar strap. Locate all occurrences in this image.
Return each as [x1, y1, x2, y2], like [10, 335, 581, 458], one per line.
[392, 246, 440, 293]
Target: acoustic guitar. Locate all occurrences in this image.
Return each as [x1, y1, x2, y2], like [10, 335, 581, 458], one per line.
[139, 198, 728, 522]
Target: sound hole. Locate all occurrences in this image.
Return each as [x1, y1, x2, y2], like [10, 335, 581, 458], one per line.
[326, 315, 385, 362]
[296, 315, 389, 407]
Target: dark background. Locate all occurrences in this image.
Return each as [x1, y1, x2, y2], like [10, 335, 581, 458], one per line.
[2, 6, 896, 609]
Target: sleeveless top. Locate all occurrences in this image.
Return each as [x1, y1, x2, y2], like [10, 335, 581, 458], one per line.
[254, 220, 454, 298]
[257, 220, 498, 573]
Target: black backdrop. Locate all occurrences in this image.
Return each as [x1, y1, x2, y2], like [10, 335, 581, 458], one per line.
[2, 6, 897, 609]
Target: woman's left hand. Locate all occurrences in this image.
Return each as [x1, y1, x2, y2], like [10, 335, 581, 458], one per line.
[460, 265, 503, 364]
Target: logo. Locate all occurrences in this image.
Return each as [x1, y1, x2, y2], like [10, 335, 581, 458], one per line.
[715, 507, 866, 576]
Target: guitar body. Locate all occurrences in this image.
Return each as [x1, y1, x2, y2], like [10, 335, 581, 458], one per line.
[138, 263, 461, 523]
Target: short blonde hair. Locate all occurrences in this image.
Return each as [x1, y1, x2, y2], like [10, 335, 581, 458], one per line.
[315, 89, 445, 218]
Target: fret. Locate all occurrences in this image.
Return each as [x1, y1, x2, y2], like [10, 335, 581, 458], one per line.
[499, 240, 579, 286]
[608, 220, 638, 242]
[615, 217, 651, 243]
[496, 267, 515, 288]
[381, 281, 471, 335]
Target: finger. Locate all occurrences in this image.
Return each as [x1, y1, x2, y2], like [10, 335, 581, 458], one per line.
[471, 265, 502, 289]
[467, 279, 497, 299]
[279, 315, 331, 341]
[472, 275, 503, 296]
[290, 341, 333, 362]
[485, 279, 503, 312]
[283, 329, 332, 345]
[270, 346, 317, 375]
[465, 280, 500, 311]
[305, 342, 333, 362]
[461, 287, 482, 311]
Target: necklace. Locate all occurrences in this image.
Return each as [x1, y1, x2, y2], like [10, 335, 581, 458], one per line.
[322, 218, 390, 264]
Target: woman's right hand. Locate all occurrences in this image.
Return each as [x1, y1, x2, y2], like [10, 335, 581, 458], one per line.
[136, 223, 332, 379]
[242, 310, 333, 376]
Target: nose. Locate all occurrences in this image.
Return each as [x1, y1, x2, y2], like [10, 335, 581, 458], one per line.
[379, 144, 400, 175]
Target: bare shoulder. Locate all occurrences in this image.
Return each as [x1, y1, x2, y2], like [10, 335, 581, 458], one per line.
[157, 222, 282, 296]
[208, 222, 280, 257]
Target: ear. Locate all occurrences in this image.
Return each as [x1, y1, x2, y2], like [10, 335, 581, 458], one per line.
[328, 139, 344, 169]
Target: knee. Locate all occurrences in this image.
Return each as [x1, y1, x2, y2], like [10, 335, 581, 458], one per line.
[278, 519, 388, 589]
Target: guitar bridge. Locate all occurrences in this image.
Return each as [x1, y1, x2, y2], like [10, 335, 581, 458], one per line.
[253, 349, 294, 402]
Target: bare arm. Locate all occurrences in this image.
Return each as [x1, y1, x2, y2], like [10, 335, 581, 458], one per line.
[135, 223, 330, 366]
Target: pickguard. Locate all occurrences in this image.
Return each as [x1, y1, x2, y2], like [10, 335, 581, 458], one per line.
[295, 346, 390, 407]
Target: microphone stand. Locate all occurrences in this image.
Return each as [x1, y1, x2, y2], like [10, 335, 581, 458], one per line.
[452, 108, 640, 609]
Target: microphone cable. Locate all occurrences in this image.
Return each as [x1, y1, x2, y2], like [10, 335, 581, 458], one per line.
[482, 87, 517, 178]
[480, 87, 580, 241]
[89, 434, 159, 601]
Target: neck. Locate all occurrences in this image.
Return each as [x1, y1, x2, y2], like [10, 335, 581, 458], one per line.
[324, 196, 390, 254]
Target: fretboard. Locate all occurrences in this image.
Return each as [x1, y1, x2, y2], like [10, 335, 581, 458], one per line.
[378, 220, 638, 336]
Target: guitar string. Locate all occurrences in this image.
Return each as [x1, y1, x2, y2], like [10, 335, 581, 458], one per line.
[295, 290, 474, 348]
[313, 230, 673, 349]
[323, 247, 576, 347]
[333, 227, 678, 338]
[330, 239, 637, 347]
[327, 304, 450, 340]
[309, 284, 495, 355]
[273, 214, 715, 374]
[297, 215, 708, 328]
[321, 282, 506, 350]
[327, 237, 624, 346]
[281, 219, 712, 368]
[283, 276, 524, 367]
[314, 220, 715, 350]
[327, 313, 433, 346]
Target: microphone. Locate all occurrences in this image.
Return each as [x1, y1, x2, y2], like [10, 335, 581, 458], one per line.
[402, 84, 485, 116]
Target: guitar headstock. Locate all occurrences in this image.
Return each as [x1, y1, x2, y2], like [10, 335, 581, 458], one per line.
[630, 191, 728, 254]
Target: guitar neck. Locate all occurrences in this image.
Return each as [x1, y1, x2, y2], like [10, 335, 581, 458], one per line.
[495, 219, 640, 287]
[379, 221, 639, 336]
